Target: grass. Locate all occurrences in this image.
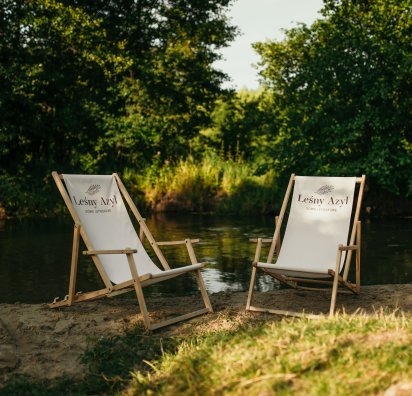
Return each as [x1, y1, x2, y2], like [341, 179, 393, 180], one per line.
[123, 153, 282, 214]
[2, 311, 412, 395]
[127, 311, 412, 396]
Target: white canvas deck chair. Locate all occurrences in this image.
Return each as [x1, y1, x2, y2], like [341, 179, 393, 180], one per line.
[246, 174, 366, 317]
[50, 172, 213, 330]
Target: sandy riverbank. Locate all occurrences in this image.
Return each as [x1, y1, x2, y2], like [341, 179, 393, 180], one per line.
[1, 284, 412, 383]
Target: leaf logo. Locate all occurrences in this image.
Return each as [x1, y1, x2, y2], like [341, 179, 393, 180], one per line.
[315, 185, 334, 195]
[85, 184, 101, 195]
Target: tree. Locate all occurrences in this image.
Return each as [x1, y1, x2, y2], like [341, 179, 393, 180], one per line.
[70, 0, 237, 165]
[197, 89, 276, 168]
[0, 0, 236, 214]
[255, 0, 412, 195]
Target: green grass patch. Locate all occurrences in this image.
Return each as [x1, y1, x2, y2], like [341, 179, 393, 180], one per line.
[127, 312, 412, 395]
[2, 312, 411, 395]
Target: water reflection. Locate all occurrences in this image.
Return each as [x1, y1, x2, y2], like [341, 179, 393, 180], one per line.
[0, 214, 411, 303]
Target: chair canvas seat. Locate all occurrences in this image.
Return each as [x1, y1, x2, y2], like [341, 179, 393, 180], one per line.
[256, 262, 331, 278]
[246, 174, 366, 316]
[64, 174, 162, 284]
[257, 176, 356, 279]
[50, 172, 213, 330]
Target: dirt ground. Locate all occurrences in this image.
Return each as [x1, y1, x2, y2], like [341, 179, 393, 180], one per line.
[1, 284, 412, 383]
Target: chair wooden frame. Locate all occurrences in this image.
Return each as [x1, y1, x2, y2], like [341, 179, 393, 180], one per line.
[49, 172, 213, 330]
[246, 174, 366, 317]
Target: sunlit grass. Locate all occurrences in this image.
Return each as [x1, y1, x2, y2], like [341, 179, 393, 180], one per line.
[123, 154, 281, 213]
[2, 311, 411, 395]
[125, 311, 412, 396]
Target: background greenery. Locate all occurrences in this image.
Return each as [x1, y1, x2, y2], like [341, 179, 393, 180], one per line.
[1, 0, 411, 216]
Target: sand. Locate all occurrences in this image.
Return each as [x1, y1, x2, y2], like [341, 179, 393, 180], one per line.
[1, 284, 412, 383]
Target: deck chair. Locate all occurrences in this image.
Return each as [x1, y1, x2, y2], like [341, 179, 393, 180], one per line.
[50, 172, 213, 330]
[246, 174, 366, 317]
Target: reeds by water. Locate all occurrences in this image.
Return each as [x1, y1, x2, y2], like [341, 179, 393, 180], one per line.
[123, 154, 281, 214]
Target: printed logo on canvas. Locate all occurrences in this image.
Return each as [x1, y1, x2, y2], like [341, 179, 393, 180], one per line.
[85, 184, 101, 195]
[71, 183, 118, 214]
[297, 184, 349, 212]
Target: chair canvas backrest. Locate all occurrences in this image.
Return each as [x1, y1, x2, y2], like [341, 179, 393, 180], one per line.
[275, 176, 357, 274]
[63, 174, 162, 284]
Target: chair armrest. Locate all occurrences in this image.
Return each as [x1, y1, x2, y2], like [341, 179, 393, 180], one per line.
[157, 239, 200, 246]
[249, 238, 273, 243]
[338, 245, 359, 251]
[83, 249, 137, 256]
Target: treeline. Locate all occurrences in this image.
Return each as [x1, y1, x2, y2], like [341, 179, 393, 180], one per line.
[1, 0, 411, 216]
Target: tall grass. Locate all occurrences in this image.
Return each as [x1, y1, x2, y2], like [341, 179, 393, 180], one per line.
[123, 154, 281, 214]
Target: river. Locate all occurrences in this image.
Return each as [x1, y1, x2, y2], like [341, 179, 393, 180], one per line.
[0, 214, 411, 303]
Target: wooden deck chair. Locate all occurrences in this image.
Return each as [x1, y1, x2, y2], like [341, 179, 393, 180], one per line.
[50, 172, 213, 330]
[246, 174, 366, 317]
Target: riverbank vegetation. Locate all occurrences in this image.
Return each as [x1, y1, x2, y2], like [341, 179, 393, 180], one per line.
[125, 153, 281, 213]
[1, 0, 411, 217]
[2, 311, 412, 395]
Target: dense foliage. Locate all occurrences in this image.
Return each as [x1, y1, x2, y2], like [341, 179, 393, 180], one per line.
[0, 0, 236, 214]
[1, 0, 411, 216]
[255, 0, 412, 195]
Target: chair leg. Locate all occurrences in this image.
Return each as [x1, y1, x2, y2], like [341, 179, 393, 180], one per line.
[356, 221, 361, 292]
[185, 239, 213, 313]
[330, 247, 343, 316]
[68, 224, 80, 306]
[132, 278, 152, 329]
[126, 253, 152, 329]
[246, 266, 257, 310]
[194, 270, 213, 312]
[247, 238, 263, 310]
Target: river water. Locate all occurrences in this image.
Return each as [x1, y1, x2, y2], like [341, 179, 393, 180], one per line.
[0, 214, 411, 303]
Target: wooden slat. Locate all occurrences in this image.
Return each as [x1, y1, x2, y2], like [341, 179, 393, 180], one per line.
[285, 277, 333, 285]
[330, 248, 343, 315]
[49, 287, 111, 308]
[339, 245, 359, 251]
[67, 224, 80, 306]
[106, 288, 134, 297]
[70, 288, 110, 302]
[267, 174, 295, 263]
[83, 249, 137, 255]
[328, 270, 359, 295]
[356, 221, 361, 292]
[343, 175, 366, 280]
[248, 306, 321, 320]
[246, 267, 257, 310]
[249, 238, 273, 243]
[194, 270, 214, 313]
[262, 270, 298, 289]
[275, 216, 281, 257]
[139, 218, 146, 242]
[184, 239, 213, 312]
[185, 239, 199, 264]
[126, 253, 152, 329]
[246, 238, 263, 310]
[295, 286, 352, 294]
[111, 279, 134, 290]
[157, 239, 200, 246]
[149, 308, 209, 331]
